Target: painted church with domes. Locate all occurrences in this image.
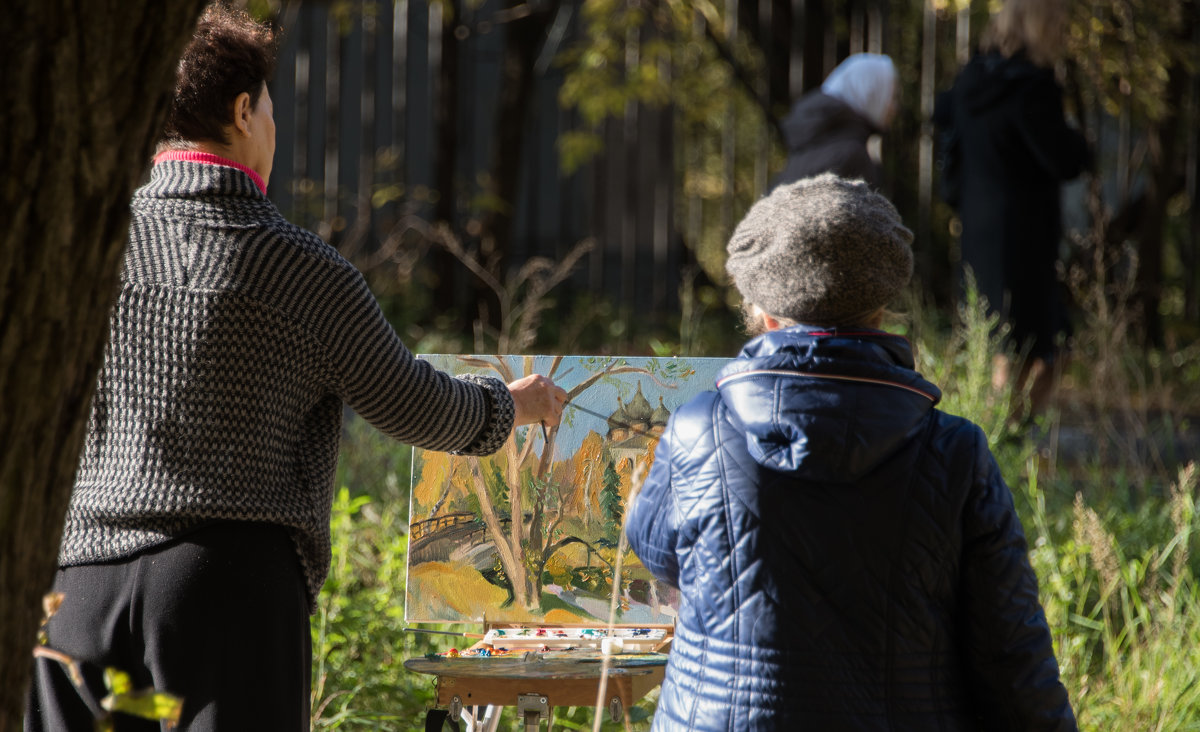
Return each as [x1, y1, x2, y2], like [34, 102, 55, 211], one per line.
[605, 382, 671, 468]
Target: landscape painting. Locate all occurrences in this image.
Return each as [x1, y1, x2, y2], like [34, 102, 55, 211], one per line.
[404, 354, 729, 626]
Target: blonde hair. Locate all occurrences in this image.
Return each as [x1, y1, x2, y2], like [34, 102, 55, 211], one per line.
[742, 302, 888, 333]
[979, 0, 1069, 68]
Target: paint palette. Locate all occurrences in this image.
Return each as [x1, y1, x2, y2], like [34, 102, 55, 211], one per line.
[481, 626, 668, 652]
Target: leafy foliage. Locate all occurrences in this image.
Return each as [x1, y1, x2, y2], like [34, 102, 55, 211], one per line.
[321, 303, 1200, 730]
[558, 0, 779, 281]
[1063, 0, 1196, 124]
[913, 283, 1200, 730]
[311, 488, 448, 729]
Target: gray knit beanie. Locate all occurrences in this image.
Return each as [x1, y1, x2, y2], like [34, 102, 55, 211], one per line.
[726, 173, 914, 326]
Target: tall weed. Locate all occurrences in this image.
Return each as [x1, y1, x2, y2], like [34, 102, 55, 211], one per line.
[311, 488, 454, 730]
[311, 487, 649, 730]
[314, 279, 1200, 729]
[1024, 463, 1200, 730]
[938, 285, 1200, 729]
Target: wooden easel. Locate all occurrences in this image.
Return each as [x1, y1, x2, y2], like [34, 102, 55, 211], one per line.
[404, 622, 673, 731]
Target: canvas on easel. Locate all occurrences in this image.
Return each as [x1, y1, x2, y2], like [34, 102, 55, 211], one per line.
[404, 354, 728, 627]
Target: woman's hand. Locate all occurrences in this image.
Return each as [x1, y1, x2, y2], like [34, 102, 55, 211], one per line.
[507, 374, 568, 427]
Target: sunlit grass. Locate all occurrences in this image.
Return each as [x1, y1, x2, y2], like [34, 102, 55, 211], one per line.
[316, 285, 1200, 730]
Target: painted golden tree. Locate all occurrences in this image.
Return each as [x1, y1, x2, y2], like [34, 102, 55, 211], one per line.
[447, 355, 687, 613]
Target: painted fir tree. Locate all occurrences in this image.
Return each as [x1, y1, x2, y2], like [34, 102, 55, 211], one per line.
[600, 460, 624, 544]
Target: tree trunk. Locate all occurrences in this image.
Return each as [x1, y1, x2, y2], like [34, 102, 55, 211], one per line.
[0, 3, 207, 729]
[1134, 28, 1193, 348]
[467, 462, 532, 610]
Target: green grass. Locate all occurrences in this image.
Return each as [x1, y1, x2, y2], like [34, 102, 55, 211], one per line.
[314, 289, 1200, 730]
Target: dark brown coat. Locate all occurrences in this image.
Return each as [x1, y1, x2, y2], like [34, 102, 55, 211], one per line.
[773, 92, 882, 190]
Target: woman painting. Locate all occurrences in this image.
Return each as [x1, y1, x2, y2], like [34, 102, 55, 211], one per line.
[25, 5, 565, 730]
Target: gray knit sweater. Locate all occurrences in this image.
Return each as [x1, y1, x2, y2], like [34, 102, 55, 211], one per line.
[59, 160, 514, 609]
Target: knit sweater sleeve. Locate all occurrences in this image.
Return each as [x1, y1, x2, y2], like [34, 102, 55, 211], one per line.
[273, 223, 513, 456]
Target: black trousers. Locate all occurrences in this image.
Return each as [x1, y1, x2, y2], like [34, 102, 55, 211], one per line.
[25, 522, 311, 731]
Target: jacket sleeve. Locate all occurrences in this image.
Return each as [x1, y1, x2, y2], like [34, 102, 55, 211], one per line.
[624, 424, 681, 589]
[959, 427, 1077, 731]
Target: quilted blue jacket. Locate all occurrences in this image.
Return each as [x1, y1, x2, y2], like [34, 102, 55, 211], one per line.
[625, 326, 1076, 731]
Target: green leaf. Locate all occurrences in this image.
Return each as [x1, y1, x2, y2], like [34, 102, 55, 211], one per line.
[101, 669, 183, 727]
[103, 668, 132, 696]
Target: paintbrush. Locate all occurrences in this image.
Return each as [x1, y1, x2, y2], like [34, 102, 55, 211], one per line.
[403, 627, 486, 639]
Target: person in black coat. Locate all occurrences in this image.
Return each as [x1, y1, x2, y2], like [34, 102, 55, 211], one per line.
[934, 0, 1090, 422]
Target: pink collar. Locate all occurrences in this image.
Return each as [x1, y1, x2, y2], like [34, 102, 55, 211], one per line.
[153, 150, 267, 194]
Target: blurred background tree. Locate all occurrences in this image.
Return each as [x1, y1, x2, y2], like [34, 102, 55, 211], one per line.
[257, 0, 1198, 356]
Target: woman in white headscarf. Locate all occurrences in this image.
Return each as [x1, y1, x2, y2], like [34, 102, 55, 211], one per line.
[772, 53, 898, 190]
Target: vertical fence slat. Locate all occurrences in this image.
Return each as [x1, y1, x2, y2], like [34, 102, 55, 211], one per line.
[271, 5, 299, 219]
[392, 0, 407, 193]
[868, 2, 883, 54]
[306, 7, 328, 235]
[322, 11, 340, 240]
[789, 0, 805, 99]
[850, 0, 864, 55]
[1187, 37, 1199, 321]
[917, 0, 936, 276]
[654, 67, 676, 315]
[336, 5, 367, 253]
[723, 0, 739, 242]
[955, 0, 970, 65]
[403, 1, 431, 207]
[755, 0, 772, 197]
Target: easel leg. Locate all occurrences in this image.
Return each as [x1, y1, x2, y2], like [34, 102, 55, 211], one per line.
[458, 705, 502, 732]
[517, 693, 550, 731]
[522, 709, 540, 732]
[475, 705, 502, 732]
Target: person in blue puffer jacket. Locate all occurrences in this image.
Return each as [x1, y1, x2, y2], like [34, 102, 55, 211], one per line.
[625, 173, 1077, 731]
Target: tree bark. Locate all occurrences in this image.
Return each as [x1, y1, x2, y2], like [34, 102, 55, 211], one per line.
[1130, 19, 1194, 348]
[0, 2, 207, 728]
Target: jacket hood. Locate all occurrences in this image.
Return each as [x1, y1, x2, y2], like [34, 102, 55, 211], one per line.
[781, 92, 878, 152]
[716, 326, 940, 482]
[959, 50, 1045, 114]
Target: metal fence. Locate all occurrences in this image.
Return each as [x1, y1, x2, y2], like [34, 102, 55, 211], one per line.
[268, 0, 684, 321]
[265, 0, 1200, 333]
